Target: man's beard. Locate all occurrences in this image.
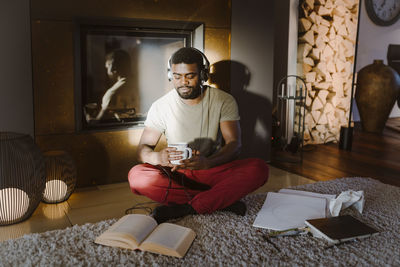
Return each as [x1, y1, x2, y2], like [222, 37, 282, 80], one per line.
[176, 85, 202, 99]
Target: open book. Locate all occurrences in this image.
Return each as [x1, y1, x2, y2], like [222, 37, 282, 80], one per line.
[305, 215, 378, 245]
[95, 214, 196, 258]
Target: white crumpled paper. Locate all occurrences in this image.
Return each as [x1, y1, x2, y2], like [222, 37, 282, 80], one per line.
[328, 190, 365, 217]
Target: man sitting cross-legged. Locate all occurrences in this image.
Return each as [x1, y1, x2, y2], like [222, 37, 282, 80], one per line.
[128, 47, 269, 224]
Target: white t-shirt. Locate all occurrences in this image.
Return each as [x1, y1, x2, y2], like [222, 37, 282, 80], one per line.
[145, 86, 240, 156]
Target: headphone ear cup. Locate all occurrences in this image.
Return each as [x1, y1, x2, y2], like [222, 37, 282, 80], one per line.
[167, 56, 172, 81]
[167, 68, 172, 81]
[200, 67, 209, 83]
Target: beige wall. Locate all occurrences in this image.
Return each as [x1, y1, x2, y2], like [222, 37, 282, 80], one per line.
[31, 0, 231, 187]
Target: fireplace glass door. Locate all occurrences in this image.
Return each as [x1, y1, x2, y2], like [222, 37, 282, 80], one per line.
[75, 20, 203, 131]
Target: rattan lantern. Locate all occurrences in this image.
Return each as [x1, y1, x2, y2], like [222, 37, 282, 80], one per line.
[0, 132, 45, 225]
[42, 151, 76, 203]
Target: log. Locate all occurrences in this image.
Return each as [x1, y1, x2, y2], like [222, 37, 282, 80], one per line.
[298, 43, 313, 59]
[329, 27, 336, 41]
[343, 39, 354, 57]
[306, 0, 315, 10]
[321, 45, 334, 62]
[309, 11, 318, 24]
[317, 5, 331, 16]
[311, 130, 323, 143]
[343, 0, 357, 9]
[318, 24, 329, 36]
[311, 110, 321, 122]
[336, 59, 346, 73]
[310, 48, 321, 60]
[344, 61, 352, 75]
[325, 135, 337, 143]
[333, 4, 348, 17]
[306, 83, 313, 95]
[305, 72, 317, 83]
[318, 89, 329, 103]
[330, 95, 340, 107]
[300, 30, 315, 46]
[325, 0, 334, 9]
[327, 61, 336, 73]
[315, 61, 327, 76]
[312, 97, 323, 110]
[303, 57, 315, 66]
[332, 73, 344, 96]
[305, 113, 315, 129]
[303, 63, 313, 74]
[345, 17, 357, 40]
[304, 130, 311, 141]
[320, 17, 331, 27]
[315, 82, 331, 90]
[325, 71, 333, 82]
[315, 34, 326, 49]
[324, 102, 334, 113]
[306, 95, 313, 106]
[300, 18, 312, 32]
[332, 15, 344, 32]
[316, 123, 327, 132]
[336, 22, 348, 36]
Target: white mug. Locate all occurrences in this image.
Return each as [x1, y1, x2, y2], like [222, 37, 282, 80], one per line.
[168, 143, 192, 165]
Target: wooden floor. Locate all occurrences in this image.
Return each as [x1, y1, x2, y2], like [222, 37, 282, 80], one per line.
[271, 119, 400, 187]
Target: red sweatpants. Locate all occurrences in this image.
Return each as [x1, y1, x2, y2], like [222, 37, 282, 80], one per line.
[128, 158, 269, 214]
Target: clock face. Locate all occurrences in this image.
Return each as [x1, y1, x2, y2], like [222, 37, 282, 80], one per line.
[366, 0, 400, 26]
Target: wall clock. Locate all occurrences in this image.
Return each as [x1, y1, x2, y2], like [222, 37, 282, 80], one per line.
[365, 0, 400, 26]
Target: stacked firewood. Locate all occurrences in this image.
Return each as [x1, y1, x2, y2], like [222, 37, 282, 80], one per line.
[297, 0, 358, 144]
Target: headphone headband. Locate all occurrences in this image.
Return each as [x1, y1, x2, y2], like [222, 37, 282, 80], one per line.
[167, 47, 210, 82]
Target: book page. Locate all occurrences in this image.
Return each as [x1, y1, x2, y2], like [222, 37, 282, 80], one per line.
[96, 214, 157, 249]
[95, 233, 138, 250]
[253, 192, 326, 230]
[140, 223, 196, 258]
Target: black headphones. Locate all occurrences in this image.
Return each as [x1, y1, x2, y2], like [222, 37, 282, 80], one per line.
[167, 47, 210, 83]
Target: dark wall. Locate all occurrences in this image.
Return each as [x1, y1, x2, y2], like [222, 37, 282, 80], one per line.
[229, 0, 275, 160]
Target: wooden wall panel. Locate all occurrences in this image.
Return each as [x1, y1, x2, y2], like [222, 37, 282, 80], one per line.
[32, 21, 75, 134]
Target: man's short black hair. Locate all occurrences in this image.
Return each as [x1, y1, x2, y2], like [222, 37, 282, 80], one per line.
[170, 47, 204, 71]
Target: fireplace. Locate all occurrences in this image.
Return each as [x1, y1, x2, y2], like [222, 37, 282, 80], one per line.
[74, 18, 204, 131]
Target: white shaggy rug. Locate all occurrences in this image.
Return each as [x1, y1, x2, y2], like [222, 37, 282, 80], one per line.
[1, 177, 400, 266]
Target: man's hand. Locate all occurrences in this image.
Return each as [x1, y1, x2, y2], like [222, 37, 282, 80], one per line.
[157, 147, 186, 171]
[176, 150, 211, 170]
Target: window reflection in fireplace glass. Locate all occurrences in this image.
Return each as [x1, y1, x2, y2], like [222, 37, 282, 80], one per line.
[80, 32, 186, 130]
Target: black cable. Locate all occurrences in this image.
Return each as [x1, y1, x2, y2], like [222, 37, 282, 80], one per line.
[199, 85, 204, 139]
[125, 165, 172, 215]
[180, 171, 194, 202]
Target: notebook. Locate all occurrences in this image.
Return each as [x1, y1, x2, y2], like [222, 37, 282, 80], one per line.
[253, 192, 326, 230]
[278, 188, 336, 216]
[305, 215, 378, 244]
